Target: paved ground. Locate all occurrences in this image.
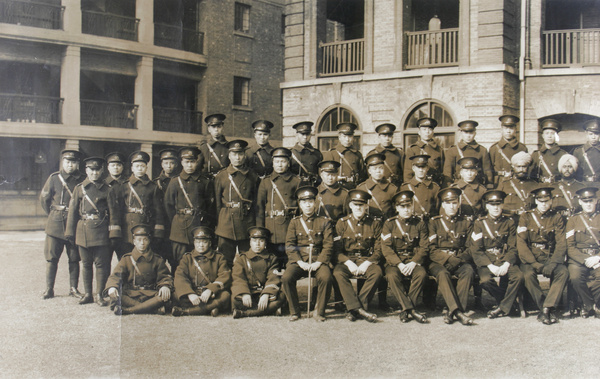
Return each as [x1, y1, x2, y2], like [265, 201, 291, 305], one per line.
[0, 231, 598, 378]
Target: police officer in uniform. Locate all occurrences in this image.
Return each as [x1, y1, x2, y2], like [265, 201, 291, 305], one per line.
[566, 187, 600, 318]
[247, 120, 275, 178]
[315, 160, 349, 222]
[154, 148, 179, 193]
[256, 147, 301, 269]
[105, 224, 173, 315]
[367, 123, 404, 187]
[172, 226, 232, 316]
[489, 115, 528, 186]
[497, 151, 536, 221]
[451, 157, 487, 218]
[357, 153, 399, 220]
[573, 118, 600, 185]
[105, 152, 129, 260]
[381, 190, 429, 323]
[290, 121, 322, 186]
[333, 190, 381, 322]
[199, 113, 228, 177]
[531, 119, 568, 183]
[66, 157, 119, 306]
[401, 155, 440, 220]
[214, 140, 260, 267]
[283, 186, 334, 322]
[427, 187, 475, 325]
[518, 187, 568, 324]
[471, 190, 525, 319]
[164, 147, 215, 272]
[40, 149, 85, 299]
[443, 120, 492, 186]
[323, 122, 367, 190]
[404, 117, 444, 185]
[232, 227, 285, 318]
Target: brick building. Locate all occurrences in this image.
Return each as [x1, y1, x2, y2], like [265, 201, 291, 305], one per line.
[281, 0, 600, 156]
[0, 0, 285, 230]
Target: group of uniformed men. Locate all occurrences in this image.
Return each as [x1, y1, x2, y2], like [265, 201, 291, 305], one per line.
[39, 112, 600, 325]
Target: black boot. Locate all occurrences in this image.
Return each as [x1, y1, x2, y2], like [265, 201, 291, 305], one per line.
[79, 265, 93, 304]
[43, 261, 58, 299]
[68, 261, 82, 297]
[122, 297, 164, 315]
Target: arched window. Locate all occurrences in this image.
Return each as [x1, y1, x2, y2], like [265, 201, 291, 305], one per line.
[403, 100, 455, 149]
[317, 106, 361, 151]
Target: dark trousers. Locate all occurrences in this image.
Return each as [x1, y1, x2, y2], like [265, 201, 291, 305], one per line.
[282, 263, 333, 317]
[270, 243, 288, 270]
[568, 263, 600, 312]
[385, 264, 427, 311]
[44, 235, 80, 289]
[232, 292, 286, 316]
[153, 238, 176, 273]
[478, 265, 524, 314]
[217, 237, 249, 268]
[79, 245, 111, 296]
[333, 263, 382, 311]
[522, 263, 569, 309]
[111, 239, 130, 261]
[171, 241, 193, 274]
[429, 262, 474, 313]
[177, 291, 231, 315]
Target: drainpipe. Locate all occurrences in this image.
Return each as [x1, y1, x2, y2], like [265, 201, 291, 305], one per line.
[519, 0, 528, 145]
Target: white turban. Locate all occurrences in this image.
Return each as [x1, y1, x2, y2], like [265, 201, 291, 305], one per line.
[558, 154, 579, 172]
[511, 151, 532, 166]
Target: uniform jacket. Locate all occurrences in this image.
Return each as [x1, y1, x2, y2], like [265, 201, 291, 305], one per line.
[400, 178, 440, 218]
[334, 214, 383, 265]
[256, 171, 301, 244]
[246, 142, 274, 178]
[199, 136, 228, 176]
[489, 138, 527, 180]
[443, 141, 493, 185]
[470, 214, 517, 267]
[357, 178, 398, 219]
[285, 213, 334, 264]
[451, 179, 486, 217]
[323, 144, 367, 188]
[368, 144, 404, 187]
[380, 215, 428, 266]
[111, 174, 167, 243]
[290, 142, 322, 182]
[231, 250, 280, 298]
[40, 170, 84, 239]
[573, 142, 600, 183]
[316, 183, 349, 223]
[517, 208, 566, 265]
[103, 248, 173, 298]
[404, 139, 444, 184]
[214, 165, 259, 240]
[551, 179, 584, 216]
[530, 144, 568, 182]
[566, 208, 600, 265]
[174, 249, 232, 300]
[154, 171, 174, 193]
[428, 213, 474, 267]
[66, 178, 117, 248]
[164, 170, 215, 244]
[497, 177, 536, 214]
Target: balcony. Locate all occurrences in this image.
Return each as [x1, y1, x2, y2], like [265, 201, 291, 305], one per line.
[154, 23, 204, 54]
[406, 28, 459, 69]
[0, 0, 63, 29]
[81, 100, 137, 129]
[154, 107, 202, 134]
[0, 93, 62, 123]
[543, 29, 600, 67]
[82, 10, 139, 41]
[319, 38, 364, 77]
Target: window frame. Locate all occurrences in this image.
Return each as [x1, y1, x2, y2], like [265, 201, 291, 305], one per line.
[234, 2, 251, 33]
[402, 100, 456, 149]
[317, 106, 361, 152]
[233, 76, 250, 107]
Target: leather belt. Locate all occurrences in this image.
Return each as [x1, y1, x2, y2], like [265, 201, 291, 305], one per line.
[177, 208, 197, 215]
[497, 170, 511, 177]
[267, 210, 285, 217]
[396, 249, 411, 256]
[224, 202, 241, 208]
[338, 176, 355, 182]
[532, 243, 548, 249]
[440, 249, 459, 255]
[540, 175, 558, 183]
[131, 284, 156, 290]
[51, 205, 68, 211]
[351, 250, 369, 257]
[486, 247, 502, 255]
[127, 207, 144, 214]
[581, 248, 599, 256]
[81, 214, 100, 220]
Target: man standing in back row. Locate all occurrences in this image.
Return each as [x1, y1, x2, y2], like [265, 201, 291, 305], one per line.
[489, 115, 528, 186]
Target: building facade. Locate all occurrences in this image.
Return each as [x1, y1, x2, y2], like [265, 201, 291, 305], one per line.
[0, 0, 285, 230]
[281, 0, 600, 157]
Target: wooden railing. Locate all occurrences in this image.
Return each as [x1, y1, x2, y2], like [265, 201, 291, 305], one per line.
[320, 38, 364, 76]
[0, 93, 62, 124]
[154, 23, 204, 54]
[406, 28, 459, 69]
[543, 29, 600, 67]
[82, 10, 139, 41]
[0, 0, 63, 29]
[81, 100, 137, 129]
[153, 107, 203, 134]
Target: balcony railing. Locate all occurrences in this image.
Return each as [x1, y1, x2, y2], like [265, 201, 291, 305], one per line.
[406, 28, 459, 69]
[82, 10, 139, 41]
[320, 38, 364, 77]
[154, 23, 204, 54]
[81, 100, 137, 129]
[543, 29, 600, 67]
[154, 107, 203, 134]
[0, 93, 62, 124]
[0, 0, 63, 29]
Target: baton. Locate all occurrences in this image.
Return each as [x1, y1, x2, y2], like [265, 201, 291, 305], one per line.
[306, 243, 314, 318]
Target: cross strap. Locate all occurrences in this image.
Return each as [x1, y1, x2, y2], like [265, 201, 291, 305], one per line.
[177, 177, 195, 209]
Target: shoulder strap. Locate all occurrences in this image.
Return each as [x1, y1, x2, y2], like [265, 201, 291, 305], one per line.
[128, 182, 144, 208]
[336, 150, 353, 173]
[539, 154, 552, 176]
[193, 257, 210, 284]
[81, 185, 100, 213]
[270, 179, 288, 208]
[557, 183, 574, 209]
[317, 194, 333, 219]
[461, 190, 474, 207]
[582, 149, 597, 175]
[457, 145, 464, 159]
[228, 174, 250, 202]
[498, 148, 511, 166]
[57, 174, 74, 198]
[244, 255, 262, 288]
[346, 218, 356, 235]
[530, 212, 542, 229]
[509, 179, 526, 202]
[129, 255, 142, 275]
[364, 187, 383, 212]
[407, 183, 427, 213]
[255, 149, 267, 168]
[206, 143, 224, 168]
[394, 218, 409, 239]
[291, 151, 309, 176]
[482, 219, 496, 240]
[579, 214, 600, 246]
[177, 177, 195, 209]
[299, 217, 314, 243]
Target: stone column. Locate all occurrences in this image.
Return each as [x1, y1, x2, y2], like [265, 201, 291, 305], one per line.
[136, 0, 154, 45]
[135, 56, 154, 132]
[60, 46, 80, 126]
[62, 0, 81, 34]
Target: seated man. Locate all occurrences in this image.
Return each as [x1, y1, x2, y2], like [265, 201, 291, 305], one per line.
[172, 226, 231, 316]
[518, 187, 568, 325]
[427, 187, 475, 326]
[105, 224, 173, 315]
[381, 190, 429, 324]
[232, 227, 285, 318]
[333, 189, 381, 323]
[282, 186, 334, 322]
[471, 190, 524, 319]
